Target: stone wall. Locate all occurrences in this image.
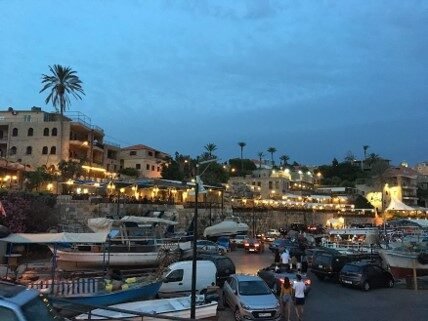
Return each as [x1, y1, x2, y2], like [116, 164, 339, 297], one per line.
[55, 200, 375, 234]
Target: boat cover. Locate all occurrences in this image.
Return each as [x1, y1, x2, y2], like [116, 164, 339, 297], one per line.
[88, 216, 178, 233]
[203, 220, 249, 237]
[386, 198, 415, 211]
[0, 232, 108, 244]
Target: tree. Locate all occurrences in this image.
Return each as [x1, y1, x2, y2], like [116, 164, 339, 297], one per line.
[40, 65, 85, 163]
[344, 151, 356, 163]
[257, 152, 264, 169]
[367, 153, 381, 166]
[332, 158, 339, 167]
[58, 160, 83, 180]
[279, 154, 290, 167]
[238, 142, 246, 174]
[23, 167, 53, 191]
[267, 147, 277, 166]
[204, 143, 217, 157]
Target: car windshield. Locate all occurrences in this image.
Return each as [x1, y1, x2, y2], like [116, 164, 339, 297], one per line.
[342, 265, 362, 273]
[22, 296, 64, 321]
[239, 280, 271, 295]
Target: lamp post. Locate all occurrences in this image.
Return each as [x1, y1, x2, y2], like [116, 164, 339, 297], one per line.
[190, 158, 217, 319]
[116, 187, 125, 217]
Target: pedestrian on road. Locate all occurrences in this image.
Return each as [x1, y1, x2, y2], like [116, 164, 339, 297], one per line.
[292, 274, 306, 321]
[280, 249, 290, 265]
[280, 277, 292, 321]
[274, 250, 281, 263]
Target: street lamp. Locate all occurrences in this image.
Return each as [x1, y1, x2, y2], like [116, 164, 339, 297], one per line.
[190, 158, 217, 319]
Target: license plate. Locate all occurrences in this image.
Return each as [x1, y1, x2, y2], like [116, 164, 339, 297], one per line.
[249, 249, 255, 252]
[259, 313, 271, 317]
[343, 280, 352, 284]
[318, 265, 323, 268]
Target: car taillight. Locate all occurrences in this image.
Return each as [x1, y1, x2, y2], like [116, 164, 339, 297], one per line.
[255, 243, 260, 247]
[304, 279, 311, 286]
[244, 243, 249, 247]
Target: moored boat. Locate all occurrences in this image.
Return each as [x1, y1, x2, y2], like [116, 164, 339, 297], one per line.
[75, 295, 218, 320]
[203, 219, 249, 238]
[380, 247, 428, 278]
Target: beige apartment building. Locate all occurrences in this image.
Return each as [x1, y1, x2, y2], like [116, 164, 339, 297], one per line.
[119, 144, 169, 179]
[0, 107, 120, 179]
[382, 166, 418, 208]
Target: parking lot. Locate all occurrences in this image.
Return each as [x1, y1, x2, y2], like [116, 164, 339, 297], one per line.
[218, 245, 428, 321]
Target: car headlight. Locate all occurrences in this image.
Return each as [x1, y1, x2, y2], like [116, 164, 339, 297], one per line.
[240, 302, 251, 310]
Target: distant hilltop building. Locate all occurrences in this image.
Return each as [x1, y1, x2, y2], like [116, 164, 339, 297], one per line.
[0, 107, 168, 180]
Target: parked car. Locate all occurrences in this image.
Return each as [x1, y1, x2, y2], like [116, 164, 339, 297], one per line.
[243, 238, 264, 254]
[268, 239, 304, 259]
[0, 281, 66, 321]
[339, 262, 395, 291]
[265, 229, 281, 242]
[257, 264, 311, 296]
[197, 254, 236, 286]
[223, 274, 281, 321]
[231, 234, 247, 248]
[196, 240, 227, 255]
[305, 248, 329, 268]
[311, 249, 380, 281]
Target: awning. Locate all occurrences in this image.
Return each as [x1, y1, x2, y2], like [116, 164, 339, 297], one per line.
[0, 232, 108, 244]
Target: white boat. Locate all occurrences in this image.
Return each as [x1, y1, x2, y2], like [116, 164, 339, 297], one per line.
[322, 227, 380, 254]
[203, 219, 249, 238]
[53, 216, 192, 268]
[75, 295, 218, 320]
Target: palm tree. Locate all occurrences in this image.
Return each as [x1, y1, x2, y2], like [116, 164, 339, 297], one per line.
[238, 142, 246, 173]
[279, 154, 290, 167]
[267, 147, 277, 166]
[363, 145, 369, 159]
[40, 65, 85, 163]
[257, 152, 264, 169]
[204, 143, 217, 157]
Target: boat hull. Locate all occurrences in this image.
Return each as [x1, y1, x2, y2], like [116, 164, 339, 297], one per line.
[380, 250, 428, 278]
[75, 296, 218, 320]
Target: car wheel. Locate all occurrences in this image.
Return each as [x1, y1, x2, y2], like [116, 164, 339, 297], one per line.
[363, 281, 370, 291]
[234, 307, 242, 321]
[387, 278, 394, 288]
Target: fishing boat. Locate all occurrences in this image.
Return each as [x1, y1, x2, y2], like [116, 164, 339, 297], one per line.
[0, 232, 163, 306]
[54, 216, 192, 268]
[379, 239, 428, 278]
[75, 295, 218, 320]
[321, 227, 380, 254]
[203, 219, 249, 238]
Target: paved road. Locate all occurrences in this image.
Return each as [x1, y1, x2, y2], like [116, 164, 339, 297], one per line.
[219, 245, 428, 321]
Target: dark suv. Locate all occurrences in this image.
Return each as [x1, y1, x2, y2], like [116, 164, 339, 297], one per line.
[197, 254, 236, 286]
[339, 262, 394, 291]
[311, 249, 379, 281]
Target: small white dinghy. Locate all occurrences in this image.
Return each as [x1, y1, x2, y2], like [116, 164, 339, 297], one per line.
[75, 295, 218, 320]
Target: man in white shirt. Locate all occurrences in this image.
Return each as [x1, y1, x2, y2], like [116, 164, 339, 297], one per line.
[280, 249, 290, 265]
[292, 274, 306, 321]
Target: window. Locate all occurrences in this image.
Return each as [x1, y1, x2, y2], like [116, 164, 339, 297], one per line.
[50, 146, 56, 155]
[148, 151, 153, 156]
[151, 165, 155, 171]
[268, 181, 273, 189]
[0, 306, 19, 321]
[0, 131, 3, 139]
[28, 128, 34, 136]
[166, 269, 184, 282]
[12, 128, 18, 136]
[10, 146, 17, 155]
[43, 128, 49, 136]
[51, 128, 57, 136]
[157, 167, 160, 172]
[130, 151, 137, 156]
[24, 114, 31, 122]
[42, 146, 48, 155]
[136, 164, 141, 169]
[146, 164, 150, 170]
[26, 146, 32, 155]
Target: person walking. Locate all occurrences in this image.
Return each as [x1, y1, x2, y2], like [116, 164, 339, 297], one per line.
[280, 277, 292, 321]
[280, 249, 290, 266]
[292, 274, 306, 321]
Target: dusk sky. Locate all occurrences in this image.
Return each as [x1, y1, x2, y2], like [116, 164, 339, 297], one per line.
[1, 1, 427, 166]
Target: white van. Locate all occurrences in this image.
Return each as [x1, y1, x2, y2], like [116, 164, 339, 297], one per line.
[158, 260, 217, 297]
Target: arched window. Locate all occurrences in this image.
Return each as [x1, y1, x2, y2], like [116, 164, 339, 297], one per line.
[26, 146, 32, 155]
[42, 146, 48, 155]
[10, 146, 17, 155]
[50, 146, 56, 155]
[12, 128, 18, 136]
[43, 128, 49, 136]
[51, 128, 58, 136]
[28, 128, 34, 136]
